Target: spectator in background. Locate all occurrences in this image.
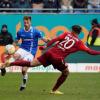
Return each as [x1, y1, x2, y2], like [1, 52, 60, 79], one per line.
[60, 0, 73, 13]
[88, 0, 100, 13]
[0, 0, 13, 13]
[0, 24, 13, 45]
[0, 24, 13, 76]
[71, 0, 88, 13]
[13, 0, 31, 13]
[31, 0, 44, 13]
[87, 19, 100, 46]
[43, 0, 61, 13]
[13, 0, 30, 8]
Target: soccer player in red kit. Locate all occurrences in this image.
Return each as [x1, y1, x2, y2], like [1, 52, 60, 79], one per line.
[1, 25, 100, 94]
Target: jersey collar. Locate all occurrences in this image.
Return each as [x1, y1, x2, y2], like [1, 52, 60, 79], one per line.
[24, 26, 32, 32]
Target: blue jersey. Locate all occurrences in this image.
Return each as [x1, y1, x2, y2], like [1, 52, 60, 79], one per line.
[16, 26, 43, 55]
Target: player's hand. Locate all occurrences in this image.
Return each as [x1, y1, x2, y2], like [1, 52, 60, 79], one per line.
[39, 46, 47, 50]
[47, 38, 51, 43]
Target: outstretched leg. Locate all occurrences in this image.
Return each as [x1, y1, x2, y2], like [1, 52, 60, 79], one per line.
[2, 59, 42, 68]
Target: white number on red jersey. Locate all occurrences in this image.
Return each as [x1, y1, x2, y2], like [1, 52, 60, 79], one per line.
[59, 36, 75, 49]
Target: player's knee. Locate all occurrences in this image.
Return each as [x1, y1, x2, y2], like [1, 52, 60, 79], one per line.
[22, 67, 28, 75]
[62, 68, 69, 77]
[22, 70, 27, 75]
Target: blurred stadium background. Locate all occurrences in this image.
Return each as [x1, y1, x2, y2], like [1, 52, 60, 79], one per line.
[0, 0, 100, 100]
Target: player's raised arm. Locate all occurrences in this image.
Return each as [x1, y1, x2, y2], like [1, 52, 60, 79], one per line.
[78, 41, 100, 55]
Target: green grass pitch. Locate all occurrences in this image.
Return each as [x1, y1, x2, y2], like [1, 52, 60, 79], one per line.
[0, 73, 100, 100]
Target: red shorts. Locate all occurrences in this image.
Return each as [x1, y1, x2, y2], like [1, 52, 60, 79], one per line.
[37, 51, 67, 71]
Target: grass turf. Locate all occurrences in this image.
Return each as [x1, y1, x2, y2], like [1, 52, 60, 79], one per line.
[0, 73, 100, 100]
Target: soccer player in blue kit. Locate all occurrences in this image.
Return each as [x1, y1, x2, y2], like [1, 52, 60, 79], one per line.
[13, 16, 48, 91]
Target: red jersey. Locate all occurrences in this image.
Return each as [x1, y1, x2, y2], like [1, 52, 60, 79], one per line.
[47, 32, 100, 59]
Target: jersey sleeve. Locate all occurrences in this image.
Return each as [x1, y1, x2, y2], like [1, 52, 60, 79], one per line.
[36, 29, 43, 38]
[15, 31, 21, 41]
[47, 32, 67, 47]
[78, 41, 100, 55]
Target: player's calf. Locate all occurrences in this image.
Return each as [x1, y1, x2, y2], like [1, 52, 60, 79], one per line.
[52, 68, 69, 92]
[20, 67, 28, 91]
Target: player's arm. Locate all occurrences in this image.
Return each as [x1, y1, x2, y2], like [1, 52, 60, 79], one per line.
[38, 31, 67, 50]
[40, 38, 51, 43]
[47, 32, 67, 47]
[78, 41, 100, 55]
[36, 29, 50, 43]
[13, 31, 21, 46]
[39, 32, 67, 50]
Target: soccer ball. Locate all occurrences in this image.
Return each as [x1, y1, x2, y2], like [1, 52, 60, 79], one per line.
[5, 44, 15, 54]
